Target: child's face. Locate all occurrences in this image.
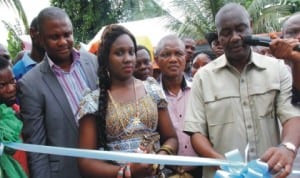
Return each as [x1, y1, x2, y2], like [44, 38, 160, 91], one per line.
[0, 67, 16, 106]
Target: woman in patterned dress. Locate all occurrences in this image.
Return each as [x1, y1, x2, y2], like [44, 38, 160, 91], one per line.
[77, 24, 178, 178]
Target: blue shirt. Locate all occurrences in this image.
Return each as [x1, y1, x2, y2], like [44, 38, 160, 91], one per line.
[13, 52, 37, 80]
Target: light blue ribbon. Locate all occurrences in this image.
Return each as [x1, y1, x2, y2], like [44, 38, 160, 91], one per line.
[2, 142, 244, 167]
[2, 142, 300, 177]
[215, 149, 299, 178]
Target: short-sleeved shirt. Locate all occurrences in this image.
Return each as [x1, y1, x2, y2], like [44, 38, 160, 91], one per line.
[184, 52, 300, 178]
[158, 76, 198, 171]
[13, 52, 37, 80]
[158, 76, 197, 154]
[77, 77, 167, 153]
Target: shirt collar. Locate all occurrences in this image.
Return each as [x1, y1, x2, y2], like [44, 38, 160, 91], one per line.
[158, 74, 191, 94]
[47, 48, 80, 69]
[22, 52, 37, 68]
[211, 51, 266, 72]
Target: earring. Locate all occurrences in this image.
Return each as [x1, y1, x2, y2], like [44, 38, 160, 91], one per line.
[106, 70, 110, 79]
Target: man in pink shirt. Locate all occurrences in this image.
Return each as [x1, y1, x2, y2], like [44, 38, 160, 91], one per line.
[155, 34, 202, 177]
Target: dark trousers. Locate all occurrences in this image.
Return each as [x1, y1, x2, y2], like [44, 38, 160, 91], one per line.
[187, 166, 202, 178]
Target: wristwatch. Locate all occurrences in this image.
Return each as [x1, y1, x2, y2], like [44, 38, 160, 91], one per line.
[280, 142, 297, 154]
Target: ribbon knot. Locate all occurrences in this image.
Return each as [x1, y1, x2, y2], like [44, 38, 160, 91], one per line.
[215, 149, 271, 178]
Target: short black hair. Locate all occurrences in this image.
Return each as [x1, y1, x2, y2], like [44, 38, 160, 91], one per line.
[0, 56, 10, 70]
[192, 49, 216, 61]
[37, 7, 71, 32]
[205, 32, 218, 46]
[30, 17, 38, 29]
[137, 45, 151, 58]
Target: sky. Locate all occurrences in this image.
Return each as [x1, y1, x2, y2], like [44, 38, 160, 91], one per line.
[0, 0, 50, 46]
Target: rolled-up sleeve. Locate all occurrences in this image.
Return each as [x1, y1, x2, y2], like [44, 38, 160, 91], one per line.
[184, 72, 207, 136]
[276, 63, 300, 123]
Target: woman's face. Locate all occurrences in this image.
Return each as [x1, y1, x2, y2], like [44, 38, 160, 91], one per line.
[191, 53, 211, 77]
[108, 34, 136, 81]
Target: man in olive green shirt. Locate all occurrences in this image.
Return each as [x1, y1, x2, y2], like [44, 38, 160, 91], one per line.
[184, 3, 300, 178]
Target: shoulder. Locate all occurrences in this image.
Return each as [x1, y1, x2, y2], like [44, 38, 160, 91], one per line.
[143, 77, 168, 108]
[18, 61, 45, 84]
[80, 50, 97, 61]
[252, 52, 285, 67]
[76, 89, 100, 122]
[143, 77, 162, 93]
[13, 60, 25, 76]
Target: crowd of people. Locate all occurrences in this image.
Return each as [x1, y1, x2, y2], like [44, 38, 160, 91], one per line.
[0, 2, 300, 178]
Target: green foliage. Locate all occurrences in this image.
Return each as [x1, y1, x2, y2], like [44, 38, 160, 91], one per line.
[168, 0, 300, 38]
[0, 0, 29, 33]
[51, 0, 119, 43]
[6, 30, 22, 61]
[167, 0, 251, 39]
[50, 0, 166, 43]
[114, 0, 166, 22]
[247, 0, 294, 33]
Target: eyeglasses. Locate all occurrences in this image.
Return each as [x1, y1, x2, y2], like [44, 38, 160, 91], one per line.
[0, 78, 16, 89]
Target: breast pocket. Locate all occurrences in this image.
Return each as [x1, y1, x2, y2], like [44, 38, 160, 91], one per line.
[249, 84, 279, 119]
[204, 90, 240, 126]
[203, 90, 242, 144]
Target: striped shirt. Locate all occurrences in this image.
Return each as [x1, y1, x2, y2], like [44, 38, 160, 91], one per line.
[47, 49, 89, 118]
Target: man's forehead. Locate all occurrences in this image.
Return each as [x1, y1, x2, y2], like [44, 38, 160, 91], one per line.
[0, 45, 8, 55]
[161, 41, 185, 51]
[217, 15, 249, 31]
[183, 39, 195, 45]
[216, 7, 249, 28]
[283, 14, 300, 31]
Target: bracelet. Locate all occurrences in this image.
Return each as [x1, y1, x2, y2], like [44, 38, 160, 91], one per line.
[152, 164, 159, 175]
[152, 164, 165, 176]
[117, 166, 125, 178]
[117, 164, 131, 178]
[124, 164, 131, 178]
[279, 142, 297, 155]
[158, 144, 175, 155]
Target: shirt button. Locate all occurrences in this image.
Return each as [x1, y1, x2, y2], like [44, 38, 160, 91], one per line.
[243, 101, 247, 106]
[179, 114, 182, 118]
[247, 125, 252, 129]
[241, 79, 244, 83]
[185, 145, 187, 149]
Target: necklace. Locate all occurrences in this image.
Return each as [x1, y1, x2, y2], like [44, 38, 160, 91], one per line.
[109, 78, 140, 136]
[132, 79, 141, 126]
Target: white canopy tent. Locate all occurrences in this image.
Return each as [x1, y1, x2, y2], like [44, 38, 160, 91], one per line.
[87, 16, 176, 50]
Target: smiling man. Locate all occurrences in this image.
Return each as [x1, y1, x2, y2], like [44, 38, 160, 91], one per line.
[18, 7, 98, 178]
[184, 3, 300, 178]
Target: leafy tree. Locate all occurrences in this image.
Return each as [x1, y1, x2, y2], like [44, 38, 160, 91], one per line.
[51, 0, 166, 43]
[112, 0, 166, 22]
[0, 0, 29, 33]
[167, 0, 300, 38]
[6, 29, 22, 60]
[166, 0, 250, 39]
[248, 0, 298, 33]
[51, 0, 119, 43]
[0, 0, 28, 60]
